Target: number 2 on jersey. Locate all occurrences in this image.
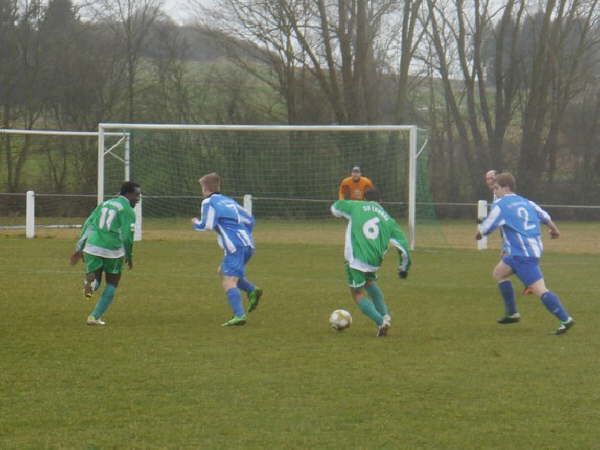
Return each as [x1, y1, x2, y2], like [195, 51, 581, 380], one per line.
[517, 207, 536, 230]
[362, 217, 380, 239]
[99, 207, 117, 230]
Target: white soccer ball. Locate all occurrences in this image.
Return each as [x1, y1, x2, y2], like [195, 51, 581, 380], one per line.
[329, 309, 352, 331]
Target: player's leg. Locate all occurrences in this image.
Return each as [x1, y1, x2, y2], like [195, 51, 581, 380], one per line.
[364, 277, 387, 316]
[82, 253, 103, 298]
[365, 278, 392, 336]
[350, 287, 384, 325]
[236, 247, 262, 313]
[220, 252, 247, 326]
[87, 258, 122, 326]
[84, 270, 102, 298]
[528, 277, 575, 335]
[221, 275, 247, 326]
[493, 258, 520, 323]
[346, 265, 387, 336]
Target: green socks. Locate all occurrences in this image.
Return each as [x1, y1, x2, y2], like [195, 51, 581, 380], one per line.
[357, 297, 384, 326]
[366, 282, 388, 316]
[91, 283, 116, 319]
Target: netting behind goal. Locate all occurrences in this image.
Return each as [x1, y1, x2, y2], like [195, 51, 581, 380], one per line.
[101, 125, 445, 247]
[0, 131, 125, 233]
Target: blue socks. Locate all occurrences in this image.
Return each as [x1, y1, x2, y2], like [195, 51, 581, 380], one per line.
[498, 281, 517, 316]
[90, 283, 116, 319]
[226, 288, 245, 317]
[541, 291, 569, 322]
[237, 278, 255, 294]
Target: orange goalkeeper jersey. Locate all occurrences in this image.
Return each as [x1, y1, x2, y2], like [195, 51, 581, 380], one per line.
[338, 176, 374, 200]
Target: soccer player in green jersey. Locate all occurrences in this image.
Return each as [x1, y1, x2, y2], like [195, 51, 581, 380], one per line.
[69, 181, 141, 326]
[331, 189, 411, 337]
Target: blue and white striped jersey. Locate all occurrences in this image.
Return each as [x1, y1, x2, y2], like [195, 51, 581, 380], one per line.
[480, 193, 551, 258]
[490, 193, 509, 254]
[192, 193, 255, 253]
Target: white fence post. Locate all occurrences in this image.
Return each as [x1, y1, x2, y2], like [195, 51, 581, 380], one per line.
[134, 195, 142, 241]
[243, 194, 253, 215]
[477, 200, 488, 250]
[26, 190, 35, 238]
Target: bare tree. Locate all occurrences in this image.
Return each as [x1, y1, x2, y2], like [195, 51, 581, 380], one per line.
[92, 0, 163, 121]
[423, 0, 600, 198]
[198, 0, 410, 124]
[517, 0, 600, 196]
[1, 0, 45, 192]
[395, 0, 427, 123]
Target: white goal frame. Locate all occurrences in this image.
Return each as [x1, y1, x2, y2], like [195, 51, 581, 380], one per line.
[98, 123, 426, 249]
[0, 128, 131, 177]
[0, 128, 130, 238]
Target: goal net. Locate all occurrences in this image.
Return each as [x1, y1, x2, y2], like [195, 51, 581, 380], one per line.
[99, 124, 442, 249]
[0, 129, 128, 236]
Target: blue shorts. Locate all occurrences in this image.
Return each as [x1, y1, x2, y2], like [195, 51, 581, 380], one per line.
[502, 255, 543, 287]
[221, 246, 254, 278]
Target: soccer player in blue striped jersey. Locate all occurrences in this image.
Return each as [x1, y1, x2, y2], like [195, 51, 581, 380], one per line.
[485, 169, 531, 293]
[192, 172, 262, 326]
[476, 172, 575, 335]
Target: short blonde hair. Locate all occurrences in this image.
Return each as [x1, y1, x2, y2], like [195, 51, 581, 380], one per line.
[495, 172, 516, 191]
[199, 172, 221, 192]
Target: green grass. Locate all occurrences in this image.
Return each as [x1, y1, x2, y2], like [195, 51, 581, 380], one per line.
[1, 228, 599, 448]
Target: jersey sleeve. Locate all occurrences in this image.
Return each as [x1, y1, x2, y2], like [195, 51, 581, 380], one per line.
[331, 200, 353, 219]
[365, 178, 374, 191]
[390, 221, 411, 272]
[236, 203, 255, 232]
[480, 204, 505, 236]
[529, 200, 551, 224]
[120, 208, 135, 262]
[75, 204, 101, 251]
[193, 198, 217, 231]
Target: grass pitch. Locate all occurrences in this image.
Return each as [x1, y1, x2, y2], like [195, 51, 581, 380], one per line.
[1, 222, 599, 448]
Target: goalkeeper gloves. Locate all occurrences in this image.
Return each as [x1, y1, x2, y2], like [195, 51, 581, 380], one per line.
[398, 269, 408, 279]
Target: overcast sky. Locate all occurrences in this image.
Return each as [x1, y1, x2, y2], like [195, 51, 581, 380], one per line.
[162, 0, 214, 24]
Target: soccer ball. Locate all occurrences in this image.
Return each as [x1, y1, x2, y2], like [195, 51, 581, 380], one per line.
[329, 309, 352, 331]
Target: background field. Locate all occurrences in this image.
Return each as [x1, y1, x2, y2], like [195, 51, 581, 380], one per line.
[1, 222, 599, 448]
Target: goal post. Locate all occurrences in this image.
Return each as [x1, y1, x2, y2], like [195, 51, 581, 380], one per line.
[0, 128, 130, 237]
[98, 123, 429, 249]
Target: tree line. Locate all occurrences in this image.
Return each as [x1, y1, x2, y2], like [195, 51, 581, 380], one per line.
[1, 0, 600, 216]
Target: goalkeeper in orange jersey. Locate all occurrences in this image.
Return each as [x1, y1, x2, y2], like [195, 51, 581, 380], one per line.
[338, 166, 375, 200]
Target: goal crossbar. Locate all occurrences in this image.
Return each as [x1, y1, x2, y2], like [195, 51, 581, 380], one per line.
[98, 123, 423, 249]
[0, 128, 126, 137]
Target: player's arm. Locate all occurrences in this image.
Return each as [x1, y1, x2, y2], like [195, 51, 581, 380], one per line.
[476, 205, 504, 240]
[235, 203, 255, 232]
[121, 210, 135, 269]
[70, 205, 101, 265]
[545, 220, 560, 239]
[530, 200, 559, 239]
[331, 200, 352, 219]
[390, 222, 411, 278]
[192, 198, 216, 231]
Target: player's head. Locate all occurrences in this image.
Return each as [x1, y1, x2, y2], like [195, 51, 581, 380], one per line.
[484, 170, 497, 190]
[351, 166, 361, 181]
[494, 172, 516, 197]
[120, 181, 141, 207]
[364, 188, 381, 202]
[199, 172, 221, 197]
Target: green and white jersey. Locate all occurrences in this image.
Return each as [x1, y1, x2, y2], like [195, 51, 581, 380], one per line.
[331, 200, 411, 273]
[76, 196, 136, 260]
